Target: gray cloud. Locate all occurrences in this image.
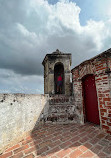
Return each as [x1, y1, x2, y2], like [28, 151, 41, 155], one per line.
[0, 69, 44, 93]
[0, 0, 111, 93]
[0, 0, 110, 75]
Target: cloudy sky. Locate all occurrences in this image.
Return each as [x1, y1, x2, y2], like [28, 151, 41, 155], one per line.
[0, 0, 111, 94]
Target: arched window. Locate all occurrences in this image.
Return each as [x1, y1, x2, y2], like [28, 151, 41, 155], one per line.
[54, 63, 64, 94]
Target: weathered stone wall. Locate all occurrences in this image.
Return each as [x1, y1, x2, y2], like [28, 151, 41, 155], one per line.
[47, 95, 81, 124]
[45, 55, 71, 95]
[0, 94, 49, 153]
[42, 50, 72, 95]
[72, 50, 111, 134]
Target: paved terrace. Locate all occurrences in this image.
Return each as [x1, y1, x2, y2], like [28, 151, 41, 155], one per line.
[1, 123, 111, 158]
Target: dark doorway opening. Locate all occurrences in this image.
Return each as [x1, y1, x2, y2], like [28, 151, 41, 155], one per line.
[82, 74, 100, 125]
[54, 63, 64, 94]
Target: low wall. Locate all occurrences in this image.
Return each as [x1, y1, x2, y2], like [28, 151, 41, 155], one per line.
[0, 94, 49, 153]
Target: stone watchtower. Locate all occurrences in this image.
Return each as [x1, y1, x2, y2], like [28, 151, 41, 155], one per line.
[42, 49, 72, 95]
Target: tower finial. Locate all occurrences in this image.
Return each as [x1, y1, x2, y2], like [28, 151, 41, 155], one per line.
[56, 49, 61, 54]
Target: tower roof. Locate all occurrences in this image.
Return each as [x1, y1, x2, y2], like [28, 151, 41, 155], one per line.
[52, 49, 62, 54]
[42, 49, 71, 66]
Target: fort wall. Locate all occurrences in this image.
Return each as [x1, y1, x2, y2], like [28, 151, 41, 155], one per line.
[0, 94, 49, 153]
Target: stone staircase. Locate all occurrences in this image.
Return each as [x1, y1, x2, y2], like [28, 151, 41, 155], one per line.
[46, 95, 77, 123]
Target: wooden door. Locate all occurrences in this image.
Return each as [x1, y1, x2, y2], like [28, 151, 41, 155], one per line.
[82, 75, 100, 125]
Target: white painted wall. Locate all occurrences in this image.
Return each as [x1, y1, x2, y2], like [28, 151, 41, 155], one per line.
[0, 94, 49, 153]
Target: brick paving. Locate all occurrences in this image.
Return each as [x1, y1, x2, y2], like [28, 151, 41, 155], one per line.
[0, 123, 111, 158]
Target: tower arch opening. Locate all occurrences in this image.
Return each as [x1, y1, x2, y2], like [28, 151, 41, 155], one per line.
[54, 63, 65, 94]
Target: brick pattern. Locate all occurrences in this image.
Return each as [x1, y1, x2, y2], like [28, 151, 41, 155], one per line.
[0, 123, 111, 158]
[72, 52, 111, 134]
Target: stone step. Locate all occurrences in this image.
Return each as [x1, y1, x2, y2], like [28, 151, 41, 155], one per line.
[49, 98, 70, 104]
[49, 107, 74, 113]
[44, 95, 76, 123]
[47, 113, 76, 122]
[49, 95, 74, 105]
[45, 103, 77, 123]
[49, 103, 75, 111]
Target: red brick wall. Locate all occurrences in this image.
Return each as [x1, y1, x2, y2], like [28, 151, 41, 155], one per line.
[72, 53, 111, 134]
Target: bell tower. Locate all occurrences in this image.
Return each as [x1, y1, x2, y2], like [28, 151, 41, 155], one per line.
[42, 49, 72, 95]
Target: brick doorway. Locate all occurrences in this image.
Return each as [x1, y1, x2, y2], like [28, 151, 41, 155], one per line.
[54, 63, 64, 94]
[82, 74, 100, 125]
